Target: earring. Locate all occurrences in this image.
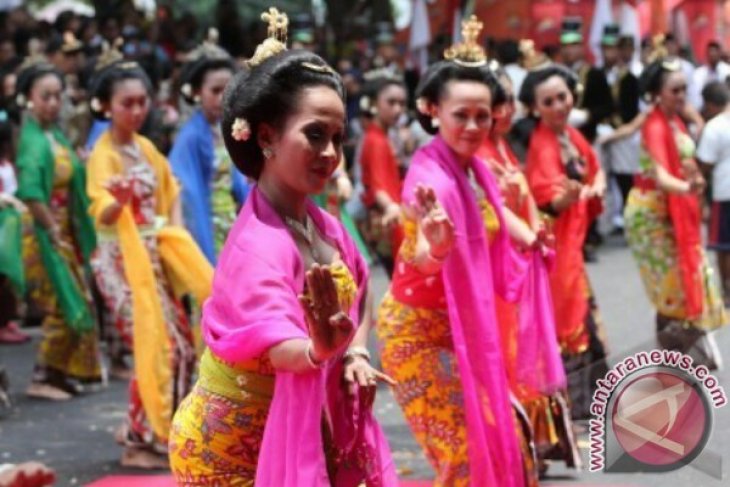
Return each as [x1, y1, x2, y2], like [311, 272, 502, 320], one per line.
[262, 147, 273, 159]
[104, 111, 111, 118]
[193, 95, 201, 104]
[370, 106, 378, 116]
[26, 101, 34, 110]
[431, 117, 440, 128]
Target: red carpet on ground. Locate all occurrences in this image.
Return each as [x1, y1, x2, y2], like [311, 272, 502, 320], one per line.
[85, 476, 633, 486]
[86, 476, 433, 486]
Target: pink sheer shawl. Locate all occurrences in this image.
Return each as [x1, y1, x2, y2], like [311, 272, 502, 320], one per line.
[202, 187, 397, 486]
[517, 250, 567, 395]
[404, 135, 526, 486]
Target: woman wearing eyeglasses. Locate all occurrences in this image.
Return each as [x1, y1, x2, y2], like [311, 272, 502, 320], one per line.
[624, 55, 726, 369]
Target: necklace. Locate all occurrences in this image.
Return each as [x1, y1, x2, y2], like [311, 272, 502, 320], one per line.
[285, 215, 319, 261]
[118, 142, 141, 162]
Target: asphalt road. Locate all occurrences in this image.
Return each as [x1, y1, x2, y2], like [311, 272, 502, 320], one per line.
[1, 235, 728, 486]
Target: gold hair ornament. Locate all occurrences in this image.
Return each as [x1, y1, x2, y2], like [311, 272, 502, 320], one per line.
[519, 39, 551, 71]
[17, 40, 52, 74]
[16, 41, 55, 107]
[186, 28, 229, 63]
[444, 15, 487, 67]
[94, 39, 138, 72]
[246, 8, 289, 68]
[61, 31, 83, 53]
[363, 67, 402, 82]
[647, 34, 680, 71]
[301, 61, 335, 75]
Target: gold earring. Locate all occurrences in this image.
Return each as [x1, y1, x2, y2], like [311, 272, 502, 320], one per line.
[262, 147, 273, 159]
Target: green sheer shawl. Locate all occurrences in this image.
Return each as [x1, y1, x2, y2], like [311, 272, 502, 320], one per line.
[15, 116, 96, 333]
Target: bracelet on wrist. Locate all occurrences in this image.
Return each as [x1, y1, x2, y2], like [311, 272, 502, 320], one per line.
[343, 346, 371, 363]
[426, 249, 447, 264]
[305, 340, 324, 369]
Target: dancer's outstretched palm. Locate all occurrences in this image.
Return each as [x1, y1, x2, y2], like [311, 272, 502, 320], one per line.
[415, 184, 454, 259]
[299, 264, 354, 362]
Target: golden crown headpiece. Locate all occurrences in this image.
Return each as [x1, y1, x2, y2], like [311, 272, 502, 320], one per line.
[647, 34, 680, 71]
[61, 31, 83, 53]
[246, 7, 289, 68]
[186, 28, 229, 62]
[18, 38, 51, 71]
[519, 39, 550, 71]
[444, 15, 487, 67]
[15, 40, 55, 107]
[94, 38, 137, 72]
[363, 67, 402, 82]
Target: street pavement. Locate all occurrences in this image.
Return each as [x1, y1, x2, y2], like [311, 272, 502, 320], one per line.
[0, 235, 728, 486]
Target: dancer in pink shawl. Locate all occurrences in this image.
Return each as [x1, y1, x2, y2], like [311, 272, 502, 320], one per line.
[169, 8, 397, 486]
[377, 16, 550, 487]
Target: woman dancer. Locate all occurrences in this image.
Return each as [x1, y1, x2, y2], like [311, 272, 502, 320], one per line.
[478, 69, 581, 471]
[86, 46, 212, 468]
[169, 30, 248, 264]
[521, 64, 609, 419]
[377, 16, 538, 486]
[15, 56, 102, 401]
[169, 9, 397, 486]
[625, 50, 726, 368]
[358, 70, 408, 275]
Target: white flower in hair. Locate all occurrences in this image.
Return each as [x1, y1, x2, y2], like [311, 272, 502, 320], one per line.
[359, 96, 371, 112]
[90, 97, 102, 112]
[416, 97, 430, 115]
[231, 117, 251, 141]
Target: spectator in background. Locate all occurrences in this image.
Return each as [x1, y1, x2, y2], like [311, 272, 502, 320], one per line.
[691, 41, 730, 112]
[618, 34, 643, 78]
[497, 39, 526, 110]
[664, 33, 696, 98]
[597, 25, 641, 233]
[696, 81, 730, 305]
[0, 34, 17, 66]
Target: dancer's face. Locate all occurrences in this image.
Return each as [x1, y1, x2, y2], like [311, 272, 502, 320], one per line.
[259, 85, 345, 196]
[534, 75, 574, 133]
[657, 70, 687, 115]
[199, 68, 232, 123]
[108, 78, 150, 136]
[374, 83, 407, 128]
[492, 75, 515, 137]
[435, 80, 493, 160]
[29, 73, 63, 125]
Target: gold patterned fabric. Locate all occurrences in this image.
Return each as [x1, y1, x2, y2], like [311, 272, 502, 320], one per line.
[24, 143, 101, 381]
[169, 262, 357, 485]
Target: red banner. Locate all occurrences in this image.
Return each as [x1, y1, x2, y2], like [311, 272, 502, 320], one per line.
[678, 0, 719, 63]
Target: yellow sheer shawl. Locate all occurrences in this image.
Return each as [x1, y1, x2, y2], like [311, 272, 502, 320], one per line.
[87, 131, 212, 440]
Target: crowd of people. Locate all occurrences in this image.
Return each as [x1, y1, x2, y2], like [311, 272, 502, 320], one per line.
[0, 3, 729, 486]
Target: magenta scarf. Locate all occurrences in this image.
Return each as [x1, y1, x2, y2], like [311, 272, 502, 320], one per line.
[202, 187, 397, 486]
[404, 135, 526, 486]
[517, 250, 567, 395]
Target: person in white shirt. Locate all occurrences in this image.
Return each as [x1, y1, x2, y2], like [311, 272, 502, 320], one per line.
[664, 33, 696, 87]
[690, 41, 730, 111]
[696, 80, 730, 304]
